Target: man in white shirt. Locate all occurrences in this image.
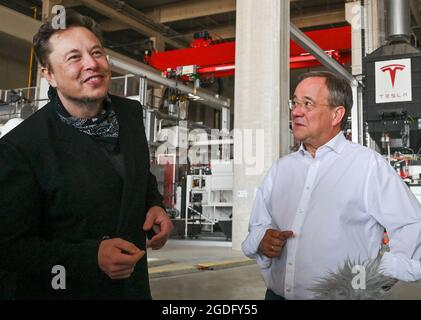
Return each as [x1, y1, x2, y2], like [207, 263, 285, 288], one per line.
[242, 71, 421, 300]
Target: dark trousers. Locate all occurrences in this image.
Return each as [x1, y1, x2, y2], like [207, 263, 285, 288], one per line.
[265, 289, 286, 300]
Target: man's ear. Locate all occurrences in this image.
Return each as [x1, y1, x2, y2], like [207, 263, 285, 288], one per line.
[332, 106, 346, 127]
[41, 66, 57, 87]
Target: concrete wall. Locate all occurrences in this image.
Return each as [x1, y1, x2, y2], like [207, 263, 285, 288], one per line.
[0, 32, 31, 90]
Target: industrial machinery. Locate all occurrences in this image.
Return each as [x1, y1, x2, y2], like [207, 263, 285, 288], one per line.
[153, 122, 233, 239]
[181, 160, 233, 240]
[105, 55, 233, 240]
[363, 0, 421, 201]
[0, 88, 38, 138]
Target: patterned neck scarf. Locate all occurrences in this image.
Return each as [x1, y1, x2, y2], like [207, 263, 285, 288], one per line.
[50, 86, 119, 138]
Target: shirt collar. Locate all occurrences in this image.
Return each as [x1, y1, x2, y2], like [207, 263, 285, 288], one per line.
[324, 131, 347, 154]
[298, 131, 347, 157]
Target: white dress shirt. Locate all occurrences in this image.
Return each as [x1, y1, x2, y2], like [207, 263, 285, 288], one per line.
[242, 132, 421, 300]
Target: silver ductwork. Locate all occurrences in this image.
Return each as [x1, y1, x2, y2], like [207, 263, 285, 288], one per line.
[386, 0, 411, 42]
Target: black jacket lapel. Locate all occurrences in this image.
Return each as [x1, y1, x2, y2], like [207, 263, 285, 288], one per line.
[112, 97, 146, 236]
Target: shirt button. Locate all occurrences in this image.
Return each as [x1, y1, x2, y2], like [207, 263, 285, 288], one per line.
[306, 186, 310, 190]
[288, 262, 293, 266]
[286, 288, 291, 292]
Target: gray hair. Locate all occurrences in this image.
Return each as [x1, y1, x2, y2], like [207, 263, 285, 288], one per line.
[297, 71, 353, 130]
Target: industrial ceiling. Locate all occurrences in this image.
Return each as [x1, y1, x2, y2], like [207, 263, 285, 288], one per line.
[0, 0, 351, 61]
[1, 0, 421, 70]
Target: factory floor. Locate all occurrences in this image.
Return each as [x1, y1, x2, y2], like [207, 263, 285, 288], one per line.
[148, 239, 266, 300]
[148, 239, 421, 300]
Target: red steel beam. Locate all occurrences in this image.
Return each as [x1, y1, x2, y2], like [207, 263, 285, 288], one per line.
[149, 41, 235, 72]
[290, 26, 351, 56]
[148, 25, 351, 73]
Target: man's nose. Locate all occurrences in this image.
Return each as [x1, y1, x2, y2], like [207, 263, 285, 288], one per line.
[83, 54, 99, 70]
[291, 105, 304, 117]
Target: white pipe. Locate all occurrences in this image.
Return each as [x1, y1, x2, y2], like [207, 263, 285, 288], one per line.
[108, 56, 230, 110]
[191, 139, 234, 146]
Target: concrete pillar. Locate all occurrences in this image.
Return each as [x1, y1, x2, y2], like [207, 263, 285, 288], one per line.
[346, 1, 364, 144]
[35, 0, 62, 103]
[345, 0, 386, 71]
[346, 0, 385, 146]
[346, 1, 363, 76]
[150, 35, 166, 110]
[232, 0, 290, 250]
[364, 0, 386, 55]
[150, 35, 166, 52]
[365, 0, 386, 150]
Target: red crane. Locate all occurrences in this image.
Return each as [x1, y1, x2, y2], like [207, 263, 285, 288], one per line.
[145, 26, 351, 81]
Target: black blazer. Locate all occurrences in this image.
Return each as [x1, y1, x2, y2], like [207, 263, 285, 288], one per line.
[0, 95, 164, 299]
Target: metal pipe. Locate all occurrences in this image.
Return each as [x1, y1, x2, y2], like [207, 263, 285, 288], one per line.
[191, 139, 233, 146]
[108, 56, 230, 110]
[290, 23, 358, 87]
[124, 74, 128, 97]
[386, 0, 410, 42]
[101, 0, 185, 44]
[351, 84, 359, 144]
[139, 77, 147, 106]
[79, 0, 186, 49]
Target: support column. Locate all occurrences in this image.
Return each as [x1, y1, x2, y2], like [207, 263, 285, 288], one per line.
[365, 0, 386, 150]
[364, 0, 386, 55]
[346, 1, 364, 144]
[151, 35, 166, 110]
[232, 0, 290, 250]
[346, 0, 385, 146]
[35, 0, 62, 106]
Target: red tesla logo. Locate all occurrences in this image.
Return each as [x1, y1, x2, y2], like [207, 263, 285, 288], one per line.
[380, 64, 405, 87]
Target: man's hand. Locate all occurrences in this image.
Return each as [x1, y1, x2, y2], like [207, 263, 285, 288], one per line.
[143, 206, 173, 250]
[259, 229, 294, 258]
[98, 238, 144, 279]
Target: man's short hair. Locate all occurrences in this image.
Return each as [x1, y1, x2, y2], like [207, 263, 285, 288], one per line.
[33, 10, 104, 69]
[297, 71, 353, 130]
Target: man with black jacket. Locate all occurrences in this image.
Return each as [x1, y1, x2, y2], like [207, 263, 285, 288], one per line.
[0, 11, 172, 299]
